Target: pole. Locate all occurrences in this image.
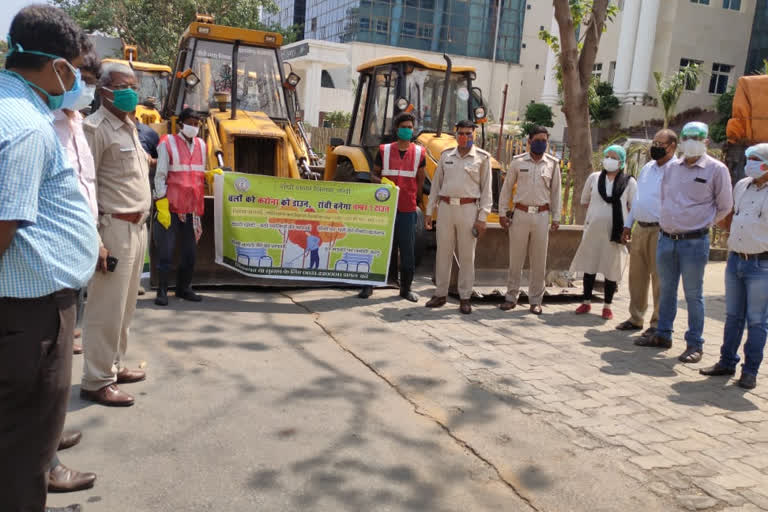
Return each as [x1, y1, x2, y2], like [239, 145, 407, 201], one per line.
[492, 0, 502, 62]
[496, 83, 508, 161]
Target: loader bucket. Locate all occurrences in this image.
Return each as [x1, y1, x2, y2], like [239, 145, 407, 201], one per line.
[446, 223, 585, 297]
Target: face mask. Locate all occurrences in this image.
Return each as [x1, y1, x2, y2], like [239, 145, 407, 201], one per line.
[530, 139, 547, 155]
[396, 127, 413, 141]
[457, 134, 473, 149]
[603, 158, 620, 172]
[181, 123, 199, 139]
[745, 160, 767, 179]
[70, 84, 96, 112]
[681, 139, 707, 158]
[60, 74, 84, 111]
[650, 146, 668, 161]
[104, 87, 139, 113]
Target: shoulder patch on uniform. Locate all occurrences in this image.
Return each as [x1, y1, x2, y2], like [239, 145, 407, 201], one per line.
[512, 153, 527, 161]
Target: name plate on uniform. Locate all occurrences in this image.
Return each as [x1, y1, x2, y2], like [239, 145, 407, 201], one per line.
[449, 197, 461, 206]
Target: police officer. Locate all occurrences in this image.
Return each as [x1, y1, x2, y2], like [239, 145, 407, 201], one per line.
[498, 126, 561, 315]
[425, 120, 493, 314]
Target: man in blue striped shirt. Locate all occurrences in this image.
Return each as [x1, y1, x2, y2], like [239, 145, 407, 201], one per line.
[0, 6, 98, 512]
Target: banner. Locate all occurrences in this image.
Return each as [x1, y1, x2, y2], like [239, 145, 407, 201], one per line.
[214, 173, 398, 285]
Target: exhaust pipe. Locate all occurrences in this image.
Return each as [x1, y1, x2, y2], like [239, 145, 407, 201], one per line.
[435, 53, 452, 138]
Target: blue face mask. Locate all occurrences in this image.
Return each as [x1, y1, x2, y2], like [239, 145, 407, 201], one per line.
[5, 39, 79, 111]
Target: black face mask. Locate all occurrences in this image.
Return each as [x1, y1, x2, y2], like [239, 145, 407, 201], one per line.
[650, 146, 667, 161]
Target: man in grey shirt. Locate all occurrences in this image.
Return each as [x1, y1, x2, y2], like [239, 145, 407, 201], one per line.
[637, 122, 733, 364]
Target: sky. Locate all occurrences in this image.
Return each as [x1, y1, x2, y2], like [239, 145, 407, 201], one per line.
[1, 0, 45, 39]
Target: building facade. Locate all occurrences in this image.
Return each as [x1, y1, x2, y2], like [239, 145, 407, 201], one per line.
[745, 0, 768, 74]
[274, 0, 760, 138]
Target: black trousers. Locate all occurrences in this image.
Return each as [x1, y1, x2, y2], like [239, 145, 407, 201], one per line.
[0, 289, 76, 512]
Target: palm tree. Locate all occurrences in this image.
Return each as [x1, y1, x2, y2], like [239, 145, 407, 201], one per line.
[653, 64, 703, 129]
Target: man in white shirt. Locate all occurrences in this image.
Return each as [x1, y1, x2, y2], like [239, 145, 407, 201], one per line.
[618, 129, 677, 338]
[700, 143, 768, 389]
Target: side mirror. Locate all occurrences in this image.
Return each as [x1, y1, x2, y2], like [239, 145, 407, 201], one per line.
[474, 106, 487, 123]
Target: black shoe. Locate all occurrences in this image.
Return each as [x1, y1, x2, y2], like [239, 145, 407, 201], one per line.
[175, 267, 202, 301]
[155, 272, 169, 306]
[358, 286, 373, 299]
[399, 271, 418, 302]
[738, 372, 757, 389]
[678, 347, 703, 363]
[176, 288, 202, 301]
[46, 505, 81, 512]
[635, 334, 672, 348]
[699, 363, 736, 377]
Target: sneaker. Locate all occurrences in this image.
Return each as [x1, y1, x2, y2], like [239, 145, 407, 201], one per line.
[602, 308, 613, 320]
[575, 303, 591, 315]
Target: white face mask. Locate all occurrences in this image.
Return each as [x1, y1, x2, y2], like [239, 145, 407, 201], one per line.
[181, 123, 199, 139]
[70, 84, 96, 112]
[603, 157, 620, 172]
[681, 139, 707, 158]
[745, 160, 767, 179]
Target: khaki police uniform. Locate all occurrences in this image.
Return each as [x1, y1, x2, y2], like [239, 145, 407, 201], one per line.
[81, 106, 152, 392]
[426, 146, 493, 299]
[498, 152, 561, 305]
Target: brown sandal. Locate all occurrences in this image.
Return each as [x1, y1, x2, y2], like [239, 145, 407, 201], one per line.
[616, 320, 642, 331]
[499, 301, 516, 311]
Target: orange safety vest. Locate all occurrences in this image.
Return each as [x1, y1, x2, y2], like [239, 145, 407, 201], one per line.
[380, 142, 422, 213]
[162, 133, 206, 215]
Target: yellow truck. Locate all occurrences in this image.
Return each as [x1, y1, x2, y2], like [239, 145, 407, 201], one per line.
[153, 15, 317, 285]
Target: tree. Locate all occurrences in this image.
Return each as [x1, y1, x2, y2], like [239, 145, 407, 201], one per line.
[0, 40, 7, 68]
[52, 0, 298, 67]
[540, 0, 618, 223]
[323, 111, 352, 129]
[589, 80, 620, 125]
[710, 86, 735, 143]
[521, 102, 554, 136]
[652, 64, 702, 129]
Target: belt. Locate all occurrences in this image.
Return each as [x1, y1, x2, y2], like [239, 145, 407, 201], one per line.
[439, 196, 477, 205]
[514, 203, 549, 214]
[104, 212, 145, 224]
[637, 221, 659, 228]
[733, 251, 768, 261]
[660, 228, 709, 240]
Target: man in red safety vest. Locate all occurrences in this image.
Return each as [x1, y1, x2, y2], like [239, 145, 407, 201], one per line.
[359, 111, 425, 302]
[153, 108, 220, 305]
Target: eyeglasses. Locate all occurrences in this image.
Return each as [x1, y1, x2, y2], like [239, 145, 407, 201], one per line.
[110, 84, 139, 92]
[651, 142, 669, 148]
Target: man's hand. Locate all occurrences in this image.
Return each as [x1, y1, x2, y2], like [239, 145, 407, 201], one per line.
[499, 216, 510, 229]
[425, 215, 433, 230]
[96, 245, 110, 273]
[621, 227, 632, 244]
[474, 220, 487, 237]
[550, 221, 560, 232]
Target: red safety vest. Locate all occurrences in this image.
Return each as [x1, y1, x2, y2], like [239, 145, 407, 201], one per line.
[162, 133, 206, 215]
[380, 142, 422, 213]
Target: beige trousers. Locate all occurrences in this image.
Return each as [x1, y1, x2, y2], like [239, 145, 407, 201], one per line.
[505, 210, 550, 305]
[435, 202, 477, 300]
[82, 216, 146, 391]
[627, 224, 660, 328]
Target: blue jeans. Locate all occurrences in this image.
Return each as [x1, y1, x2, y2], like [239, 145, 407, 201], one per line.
[656, 233, 710, 349]
[719, 253, 768, 376]
[393, 211, 417, 274]
[309, 249, 320, 269]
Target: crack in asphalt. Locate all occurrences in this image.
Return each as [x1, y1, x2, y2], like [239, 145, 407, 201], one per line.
[282, 291, 542, 512]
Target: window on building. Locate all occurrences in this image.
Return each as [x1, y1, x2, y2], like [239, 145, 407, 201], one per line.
[690, 0, 710, 4]
[403, 21, 417, 37]
[709, 63, 732, 94]
[311, 17, 317, 32]
[723, 0, 741, 9]
[375, 18, 389, 35]
[608, 61, 617, 83]
[359, 17, 370, 30]
[321, 70, 335, 89]
[592, 63, 603, 80]
[680, 58, 703, 90]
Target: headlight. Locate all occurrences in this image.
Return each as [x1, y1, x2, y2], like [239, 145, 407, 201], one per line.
[184, 73, 201, 89]
[395, 97, 408, 111]
[474, 106, 486, 120]
[286, 72, 301, 87]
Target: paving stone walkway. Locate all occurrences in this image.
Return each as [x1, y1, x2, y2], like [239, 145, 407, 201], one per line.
[300, 261, 768, 511]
